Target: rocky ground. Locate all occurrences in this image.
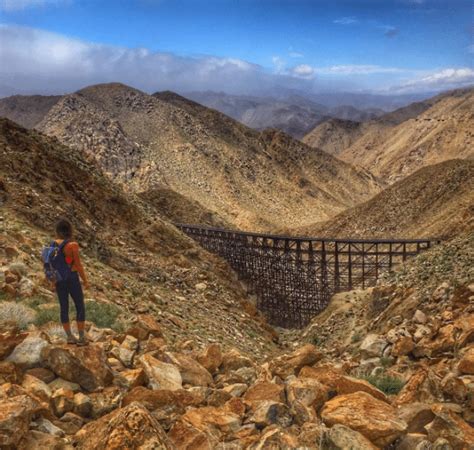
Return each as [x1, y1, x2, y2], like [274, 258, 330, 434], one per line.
[1, 232, 473, 449]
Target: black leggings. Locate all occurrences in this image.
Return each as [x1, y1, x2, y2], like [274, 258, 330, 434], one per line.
[55, 272, 86, 323]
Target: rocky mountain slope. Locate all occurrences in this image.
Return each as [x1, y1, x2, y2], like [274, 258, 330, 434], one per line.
[0, 118, 279, 357]
[0, 94, 61, 129]
[30, 83, 381, 232]
[185, 90, 382, 138]
[302, 118, 365, 157]
[303, 87, 474, 182]
[291, 159, 474, 239]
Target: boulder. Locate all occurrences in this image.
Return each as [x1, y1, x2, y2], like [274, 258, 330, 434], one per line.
[221, 349, 253, 372]
[196, 343, 223, 374]
[122, 386, 202, 412]
[425, 403, 474, 450]
[299, 364, 345, 388]
[114, 367, 147, 390]
[321, 391, 407, 447]
[268, 344, 322, 378]
[222, 383, 248, 397]
[324, 424, 378, 450]
[21, 373, 52, 403]
[18, 430, 72, 449]
[243, 381, 285, 408]
[252, 401, 293, 429]
[207, 388, 232, 407]
[413, 310, 428, 324]
[49, 378, 81, 393]
[360, 334, 388, 358]
[73, 392, 92, 417]
[51, 388, 74, 417]
[394, 369, 435, 406]
[332, 375, 388, 402]
[7, 335, 49, 369]
[247, 426, 299, 449]
[110, 346, 135, 368]
[88, 387, 122, 419]
[0, 361, 23, 384]
[397, 402, 435, 434]
[168, 418, 218, 449]
[125, 315, 164, 341]
[74, 402, 174, 449]
[44, 344, 113, 392]
[25, 367, 55, 384]
[34, 417, 65, 437]
[415, 324, 456, 357]
[0, 330, 27, 359]
[139, 353, 182, 390]
[392, 336, 415, 357]
[396, 433, 431, 450]
[286, 377, 328, 409]
[57, 411, 84, 435]
[182, 405, 242, 436]
[165, 352, 213, 387]
[0, 395, 37, 447]
[458, 346, 474, 374]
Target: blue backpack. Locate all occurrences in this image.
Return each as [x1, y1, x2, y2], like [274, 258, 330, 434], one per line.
[42, 240, 72, 283]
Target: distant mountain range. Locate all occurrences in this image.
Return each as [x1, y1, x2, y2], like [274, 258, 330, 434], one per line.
[184, 91, 386, 138]
[303, 87, 474, 183]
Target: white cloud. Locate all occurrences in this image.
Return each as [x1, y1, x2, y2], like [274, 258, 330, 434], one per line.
[0, 24, 471, 97]
[0, 0, 67, 11]
[0, 24, 281, 95]
[272, 56, 285, 74]
[291, 64, 315, 79]
[286, 64, 406, 79]
[392, 68, 474, 93]
[333, 16, 358, 25]
[289, 51, 304, 58]
[317, 65, 405, 75]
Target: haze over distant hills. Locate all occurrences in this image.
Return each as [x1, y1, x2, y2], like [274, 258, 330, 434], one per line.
[185, 90, 385, 138]
[303, 87, 474, 182]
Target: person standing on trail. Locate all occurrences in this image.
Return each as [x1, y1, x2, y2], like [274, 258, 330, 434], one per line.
[42, 219, 89, 345]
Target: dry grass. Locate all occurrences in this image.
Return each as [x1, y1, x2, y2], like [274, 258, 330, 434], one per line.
[0, 301, 37, 328]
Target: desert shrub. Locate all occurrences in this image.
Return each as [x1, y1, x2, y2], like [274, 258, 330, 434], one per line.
[35, 305, 63, 326]
[351, 333, 362, 343]
[362, 374, 405, 395]
[0, 301, 37, 328]
[380, 356, 394, 368]
[8, 261, 28, 277]
[34, 299, 123, 331]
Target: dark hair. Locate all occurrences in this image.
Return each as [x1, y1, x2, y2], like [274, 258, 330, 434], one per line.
[55, 219, 73, 239]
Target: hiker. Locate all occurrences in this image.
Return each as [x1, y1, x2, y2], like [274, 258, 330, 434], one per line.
[42, 219, 89, 345]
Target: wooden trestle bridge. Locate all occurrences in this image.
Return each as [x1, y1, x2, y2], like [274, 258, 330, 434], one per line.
[177, 224, 440, 328]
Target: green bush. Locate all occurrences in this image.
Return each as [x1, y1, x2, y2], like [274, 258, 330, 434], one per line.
[362, 374, 405, 395]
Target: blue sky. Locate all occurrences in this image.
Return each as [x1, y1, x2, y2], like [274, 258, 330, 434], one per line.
[0, 0, 472, 95]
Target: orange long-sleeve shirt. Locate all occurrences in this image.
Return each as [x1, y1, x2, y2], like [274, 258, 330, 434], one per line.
[55, 240, 88, 284]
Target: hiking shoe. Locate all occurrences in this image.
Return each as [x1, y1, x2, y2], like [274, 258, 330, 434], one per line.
[66, 335, 78, 345]
[77, 336, 89, 346]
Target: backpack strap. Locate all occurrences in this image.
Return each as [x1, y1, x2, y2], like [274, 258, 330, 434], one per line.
[57, 239, 69, 250]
